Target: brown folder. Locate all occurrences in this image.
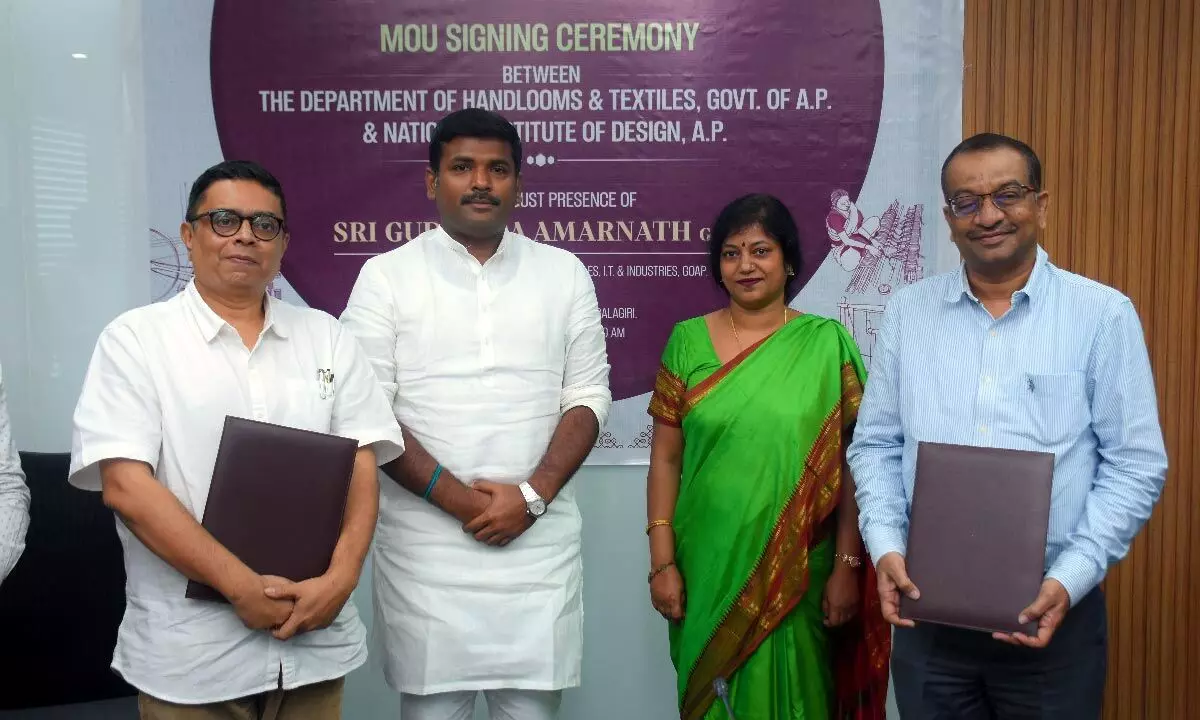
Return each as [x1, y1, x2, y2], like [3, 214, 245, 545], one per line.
[899, 441, 1054, 635]
[185, 415, 358, 603]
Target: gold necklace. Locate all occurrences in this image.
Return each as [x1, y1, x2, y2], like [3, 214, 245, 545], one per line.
[729, 306, 789, 349]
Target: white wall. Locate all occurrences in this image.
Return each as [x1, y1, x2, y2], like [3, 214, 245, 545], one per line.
[0, 0, 149, 453]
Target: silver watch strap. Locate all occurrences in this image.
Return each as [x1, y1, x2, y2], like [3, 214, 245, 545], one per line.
[519, 482, 541, 503]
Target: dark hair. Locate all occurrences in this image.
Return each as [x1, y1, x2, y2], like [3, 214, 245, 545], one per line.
[708, 194, 803, 295]
[185, 160, 287, 221]
[428, 108, 523, 175]
[940, 133, 1042, 200]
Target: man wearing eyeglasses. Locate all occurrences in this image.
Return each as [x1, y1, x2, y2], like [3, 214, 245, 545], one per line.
[849, 133, 1167, 718]
[69, 160, 404, 718]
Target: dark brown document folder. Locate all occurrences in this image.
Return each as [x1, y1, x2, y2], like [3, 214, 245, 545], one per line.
[185, 416, 358, 602]
[899, 441, 1054, 635]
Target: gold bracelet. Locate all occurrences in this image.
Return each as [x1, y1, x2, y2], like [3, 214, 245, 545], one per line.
[835, 552, 863, 568]
[645, 519, 673, 535]
[648, 561, 675, 583]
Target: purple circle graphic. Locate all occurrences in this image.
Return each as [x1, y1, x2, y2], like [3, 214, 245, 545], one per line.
[210, 1, 884, 401]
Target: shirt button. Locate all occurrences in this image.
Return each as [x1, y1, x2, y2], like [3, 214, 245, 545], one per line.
[989, 330, 997, 338]
[983, 376, 992, 384]
[978, 425, 988, 433]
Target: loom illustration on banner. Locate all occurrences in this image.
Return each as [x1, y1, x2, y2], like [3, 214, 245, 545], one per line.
[825, 190, 925, 296]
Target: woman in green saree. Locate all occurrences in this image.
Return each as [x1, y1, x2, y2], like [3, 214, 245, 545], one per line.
[646, 194, 890, 719]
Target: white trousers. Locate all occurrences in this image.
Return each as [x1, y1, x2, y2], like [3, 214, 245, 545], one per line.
[400, 690, 562, 720]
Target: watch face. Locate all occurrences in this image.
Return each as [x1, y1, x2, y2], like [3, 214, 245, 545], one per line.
[528, 499, 547, 517]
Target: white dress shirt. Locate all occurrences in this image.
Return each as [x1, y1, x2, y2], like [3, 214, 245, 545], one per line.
[0, 363, 31, 585]
[68, 281, 404, 704]
[340, 227, 611, 694]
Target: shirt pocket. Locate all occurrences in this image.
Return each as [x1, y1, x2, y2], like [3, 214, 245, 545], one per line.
[1020, 371, 1090, 446]
[279, 378, 333, 433]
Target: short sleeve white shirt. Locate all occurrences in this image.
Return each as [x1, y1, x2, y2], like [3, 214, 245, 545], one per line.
[69, 281, 404, 704]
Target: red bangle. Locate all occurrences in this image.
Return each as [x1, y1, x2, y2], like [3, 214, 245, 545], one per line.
[648, 562, 675, 583]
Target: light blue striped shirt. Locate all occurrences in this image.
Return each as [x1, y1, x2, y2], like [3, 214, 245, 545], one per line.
[848, 247, 1167, 605]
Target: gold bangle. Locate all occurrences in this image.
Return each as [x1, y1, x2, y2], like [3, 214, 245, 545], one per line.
[835, 552, 863, 568]
[645, 519, 673, 535]
[648, 561, 675, 583]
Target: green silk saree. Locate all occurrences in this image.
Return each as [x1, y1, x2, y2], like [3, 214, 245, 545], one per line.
[649, 314, 890, 720]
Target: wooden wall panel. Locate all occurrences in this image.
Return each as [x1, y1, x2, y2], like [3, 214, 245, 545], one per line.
[963, 1, 1200, 717]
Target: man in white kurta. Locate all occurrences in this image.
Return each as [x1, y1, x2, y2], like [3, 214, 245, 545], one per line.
[70, 161, 404, 717]
[340, 109, 610, 720]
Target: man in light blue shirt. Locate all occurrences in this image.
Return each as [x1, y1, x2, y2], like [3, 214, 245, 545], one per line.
[849, 132, 1167, 718]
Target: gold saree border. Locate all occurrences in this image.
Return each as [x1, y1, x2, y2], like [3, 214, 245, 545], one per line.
[680, 334, 773, 421]
[841, 362, 864, 429]
[649, 363, 687, 427]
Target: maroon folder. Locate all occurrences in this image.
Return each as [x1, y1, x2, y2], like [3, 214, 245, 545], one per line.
[899, 441, 1054, 635]
[185, 415, 358, 602]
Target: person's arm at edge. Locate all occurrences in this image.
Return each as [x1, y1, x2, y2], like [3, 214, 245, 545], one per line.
[0, 368, 29, 585]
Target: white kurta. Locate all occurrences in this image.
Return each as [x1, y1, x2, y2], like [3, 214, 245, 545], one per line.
[340, 228, 611, 694]
[68, 282, 405, 704]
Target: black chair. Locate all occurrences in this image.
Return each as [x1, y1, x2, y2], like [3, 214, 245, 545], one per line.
[0, 452, 133, 709]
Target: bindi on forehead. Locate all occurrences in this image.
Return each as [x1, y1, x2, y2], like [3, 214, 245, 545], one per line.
[723, 239, 775, 254]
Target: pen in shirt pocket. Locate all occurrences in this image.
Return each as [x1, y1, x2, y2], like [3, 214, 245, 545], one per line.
[317, 369, 335, 399]
[1026, 375, 1035, 393]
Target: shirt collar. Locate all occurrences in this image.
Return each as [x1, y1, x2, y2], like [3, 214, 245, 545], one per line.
[944, 245, 1049, 305]
[183, 280, 287, 343]
[435, 225, 513, 263]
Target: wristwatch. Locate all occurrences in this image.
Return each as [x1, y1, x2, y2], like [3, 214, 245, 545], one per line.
[518, 481, 547, 519]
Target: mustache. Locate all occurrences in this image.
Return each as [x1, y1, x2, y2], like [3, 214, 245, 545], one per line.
[967, 224, 1017, 240]
[461, 193, 500, 206]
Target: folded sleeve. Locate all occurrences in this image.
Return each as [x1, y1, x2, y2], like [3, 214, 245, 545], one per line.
[330, 321, 405, 467]
[69, 323, 163, 492]
[560, 258, 611, 428]
[339, 257, 401, 407]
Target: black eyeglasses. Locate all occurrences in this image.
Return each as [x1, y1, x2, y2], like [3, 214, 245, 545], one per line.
[188, 209, 285, 241]
[947, 184, 1037, 218]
